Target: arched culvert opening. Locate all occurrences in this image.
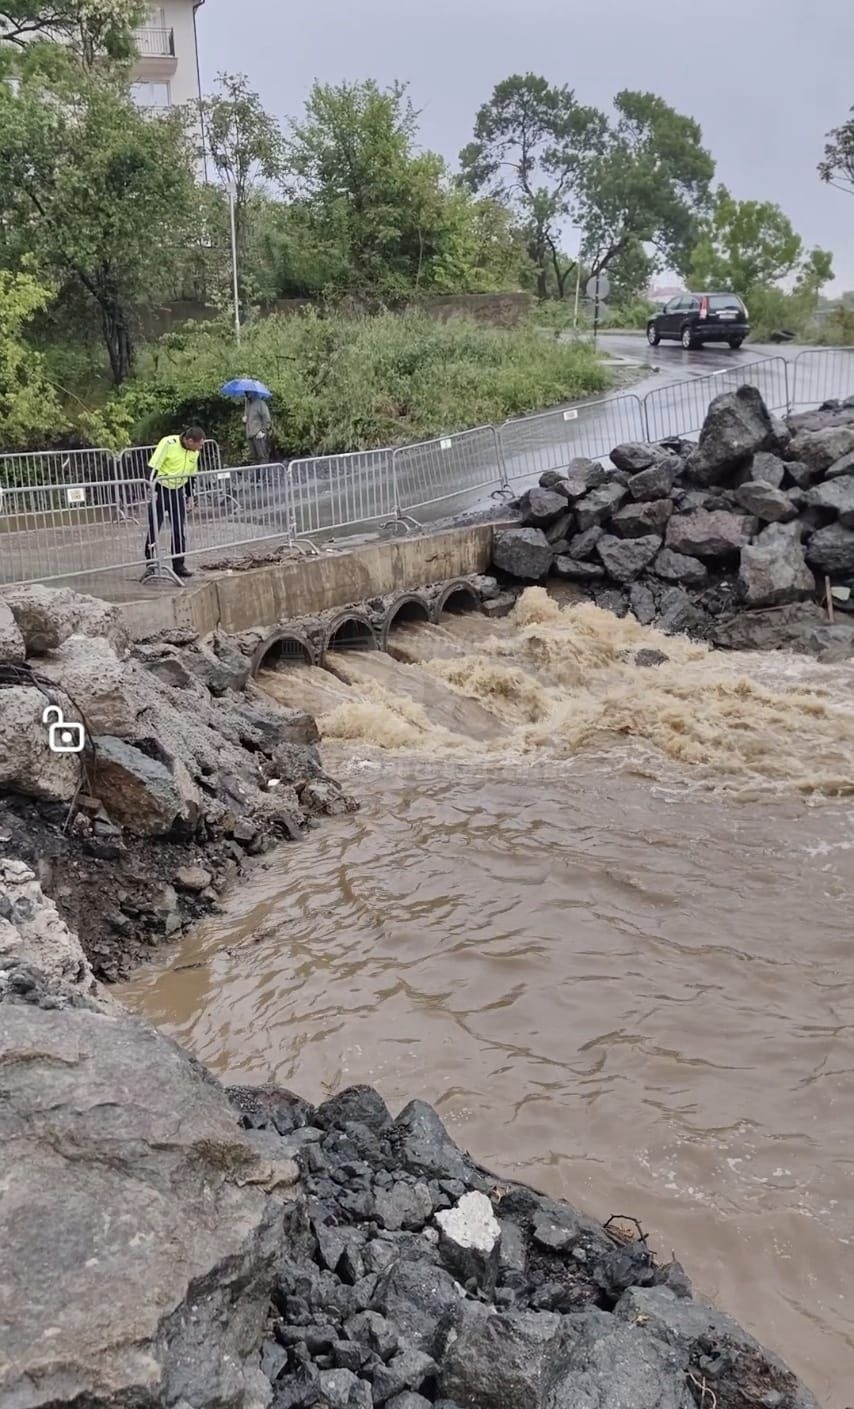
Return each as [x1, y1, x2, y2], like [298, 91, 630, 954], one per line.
[436, 581, 482, 619]
[252, 631, 316, 676]
[322, 613, 379, 662]
[383, 594, 432, 645]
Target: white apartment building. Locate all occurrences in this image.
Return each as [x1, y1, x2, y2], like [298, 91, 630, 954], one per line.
[130, 1, 205, 112]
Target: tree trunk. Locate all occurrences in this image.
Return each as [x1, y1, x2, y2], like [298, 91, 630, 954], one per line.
[100, 301, 135, 386]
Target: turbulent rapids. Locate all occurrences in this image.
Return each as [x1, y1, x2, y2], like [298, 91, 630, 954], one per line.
[258, 588, 854, 795]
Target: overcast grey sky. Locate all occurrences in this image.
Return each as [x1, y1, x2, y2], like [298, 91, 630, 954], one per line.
[199, 0, 854, 291]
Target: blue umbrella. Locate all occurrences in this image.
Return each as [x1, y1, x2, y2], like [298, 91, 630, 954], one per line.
[220, 378, 272, 399]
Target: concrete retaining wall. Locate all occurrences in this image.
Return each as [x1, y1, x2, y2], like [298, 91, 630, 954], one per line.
[119, 526, 500, 640]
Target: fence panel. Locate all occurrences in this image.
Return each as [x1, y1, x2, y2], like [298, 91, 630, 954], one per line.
[0, 447, 119, 518]
[172, 463, 292, 562]
[642, 356, 791, 442]
[498, 394, 646, 490]
[790, 348, 854, 412]
[0, 478, 153, 586]
[287, 450, 396, 539]
[393, 425, 502, 515]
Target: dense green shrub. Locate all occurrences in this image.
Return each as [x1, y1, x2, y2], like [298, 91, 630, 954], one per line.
[103, 309, 609, 461]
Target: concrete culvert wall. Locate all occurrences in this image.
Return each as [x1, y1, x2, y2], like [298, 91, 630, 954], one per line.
[436, 580, 482, 617]
[251, 631, 316, 675]
[322, 614, 379, 661]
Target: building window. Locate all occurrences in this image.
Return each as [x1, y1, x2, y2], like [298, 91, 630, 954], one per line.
[131, 81, 172, 108]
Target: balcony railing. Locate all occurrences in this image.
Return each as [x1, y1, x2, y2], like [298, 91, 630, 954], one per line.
[135, 27, 175, 58]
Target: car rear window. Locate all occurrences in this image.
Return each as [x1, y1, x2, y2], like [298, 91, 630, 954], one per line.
[709, 295, 743, 311]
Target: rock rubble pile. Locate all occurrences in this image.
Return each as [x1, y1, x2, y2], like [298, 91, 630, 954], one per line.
[0, 583, 354, 977]
[230, 1083, 822, 1409]
[493, 387, 854, 657]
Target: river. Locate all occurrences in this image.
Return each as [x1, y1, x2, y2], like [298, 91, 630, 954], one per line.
[121, 590, 854, 1406]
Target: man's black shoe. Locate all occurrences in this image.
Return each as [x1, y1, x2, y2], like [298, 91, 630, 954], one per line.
[173, 564, 194, 579]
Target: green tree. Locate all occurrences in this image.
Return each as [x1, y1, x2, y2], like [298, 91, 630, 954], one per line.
[284, 79, 516, 302]
[819, 105, 854, 197]
[0, 64, 195, 384]
[689, 188, 804, 290]
[577, 91, 714, 281]
[198, 72, 286, 302]
[0, 0, 144, 65]
[0, 269, 64, 447]
[460, 74, 605, 300]
[688, 189, 833, 336]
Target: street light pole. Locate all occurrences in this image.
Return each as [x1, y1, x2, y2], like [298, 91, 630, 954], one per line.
[226, 182, 240, 346]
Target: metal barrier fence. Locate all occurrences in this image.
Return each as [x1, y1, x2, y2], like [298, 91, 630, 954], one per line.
[287, 450, 395, 538]
[789, 348, 854, 412]
[3, 353, 854, 587]
[498, 394, 646, 488]
[393, 425, 503, 513]
[642, 356, 791, 441]
[0, 479, 153, 586]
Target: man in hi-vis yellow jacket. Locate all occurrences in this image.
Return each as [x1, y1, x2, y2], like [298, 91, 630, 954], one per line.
[143, 426, 205, 579]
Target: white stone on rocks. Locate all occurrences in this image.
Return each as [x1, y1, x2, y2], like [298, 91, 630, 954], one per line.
[435, 1191, 501, 1292]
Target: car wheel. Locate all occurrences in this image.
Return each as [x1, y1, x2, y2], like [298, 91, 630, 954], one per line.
[647, 324, 660, 346]
[681, 326, 696, 350]
[729, 337, 744, 350]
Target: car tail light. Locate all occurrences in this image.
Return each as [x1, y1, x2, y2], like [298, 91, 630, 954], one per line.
[699, 296, 708, 320]
[741, 301, 748, 319]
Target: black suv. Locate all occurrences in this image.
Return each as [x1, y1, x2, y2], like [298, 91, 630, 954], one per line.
[647, 292, 750, 350]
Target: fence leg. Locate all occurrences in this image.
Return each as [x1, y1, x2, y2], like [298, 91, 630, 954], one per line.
[640, 394, 653, 443]
[491, 425, 515, 501]
[140, 480, 182, 587]
[383, 450, 420, 534]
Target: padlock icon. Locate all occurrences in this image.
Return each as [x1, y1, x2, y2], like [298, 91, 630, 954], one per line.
[42, 704, 86, 755]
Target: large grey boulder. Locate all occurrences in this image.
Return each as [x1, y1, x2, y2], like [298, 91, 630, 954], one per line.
[611, 498, 673, 539]
[788, 425, 854, 475]
[627, 459, 679, 502]
[567, 525, 604, 560]
[553, 557, 604, 582]
[492, 528, 553, 582]
[2, 583, 128, 657]
[0, 684, 81, 803]
[574, 483, 627, 532]
[0, 598, 26, 664]
[0, 964, 299, 1409]
[609, 442, 658, 473]
[734, 481, 797, 523]
[37, 635, 143, 737]
[544, 1311, 694, 1409]
[652, 549, 708, 587]
[0, 858, 100, 1001]
[665, 509, 752, 560]
[707, 602, 827, 653]
[805, 521, 854, 577]
[92, 734, 201, 837]
[825, 450, 854, 479]
[744, 450, 786, 488]
[738, 522, 815, 608]
[615, 1286, 822, 1409]
[440, 1310, 562, 1409]
[596, 534, 662, 583]
[685, 386, 776, 485]
[523, 488, 570, 528]
[806, 476, 854, 526]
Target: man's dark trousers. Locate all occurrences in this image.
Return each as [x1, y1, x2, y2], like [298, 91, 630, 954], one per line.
[145, 482, 188, 570]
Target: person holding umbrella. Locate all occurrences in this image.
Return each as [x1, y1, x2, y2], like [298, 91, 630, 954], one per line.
[220, 378, 273, 463]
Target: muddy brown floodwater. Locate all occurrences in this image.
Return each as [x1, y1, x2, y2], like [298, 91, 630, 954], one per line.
[121, 591, 854, 1406]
